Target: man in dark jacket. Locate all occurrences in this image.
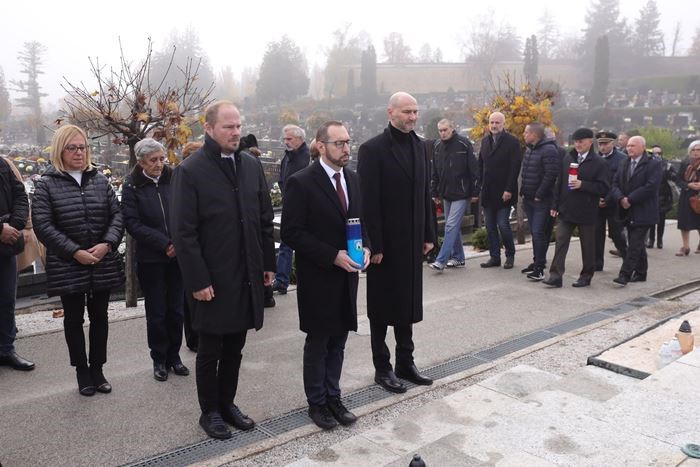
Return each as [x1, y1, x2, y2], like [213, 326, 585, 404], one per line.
[610, 136, 662, 285]
[0, 156, 34, 371]
[429, 119, 477, 270]
[595, 131, 628, 270]
[358, 92, 436, 394]
[543, 128, 610, 288]
[170, 101, 276, 439]
[273, 125, 310, 295]
[478, 112, 522, 269]
[520, 122, 560, 281]
[281, 121, 370, 430]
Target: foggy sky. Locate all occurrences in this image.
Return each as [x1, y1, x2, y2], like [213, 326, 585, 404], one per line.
[1, 0, 698, 108]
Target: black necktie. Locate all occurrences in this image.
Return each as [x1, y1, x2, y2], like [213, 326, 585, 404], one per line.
[333, 173, 347, 215]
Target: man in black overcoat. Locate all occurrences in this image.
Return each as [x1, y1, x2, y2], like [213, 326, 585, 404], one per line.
[477, 111, 522, 269]
[610, 136, 662, 285]
[281, 121, 370, 430]
[358, 92, 436, 394]
[170, 101, 275, 439]
[543, 127, 610, 288]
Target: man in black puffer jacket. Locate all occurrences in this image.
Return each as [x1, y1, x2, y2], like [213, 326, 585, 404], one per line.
[520, 122, 560, 281]
[429, 119, 477, 270]
[543, 128, 610, 288]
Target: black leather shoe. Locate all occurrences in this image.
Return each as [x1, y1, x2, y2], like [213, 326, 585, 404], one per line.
[170, 362, 190, 376]
[503, 257, 514, 269]
[480, 257, 501, 268]
[374, 371, 407, 393]
[90, 365, 112, 393]
[199, 412, 232, 439]
[308, 404, 338, 430]
[0, 352, 35, 371]
[264, 297, 276, 308]
[572, 277, 591, 288]
[657, 241, 663, 249]
[327, 396, 357, 426]
[153, 363, 168, 381]
[613, 275, 629, 286]
[542, 277, 562, 288]
[76, 366, 96, 396]
[272, 281, 287, 295]
[220, 404, 255, 431]
[395, 364, 433, 386]
[630, 272, 647, 282]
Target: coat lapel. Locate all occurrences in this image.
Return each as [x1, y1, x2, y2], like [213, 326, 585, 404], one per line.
[311, 161, 346, 219]
[385, 127, 412, 179]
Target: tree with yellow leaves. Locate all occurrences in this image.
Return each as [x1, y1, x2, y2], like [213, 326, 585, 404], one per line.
[61, 38, 213, 167]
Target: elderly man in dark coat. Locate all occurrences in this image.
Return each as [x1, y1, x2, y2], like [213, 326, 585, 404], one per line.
[281, 121, 370, 430]
[358, 92, 436, 394]
[477, 111, 522, 269]
[610, 136, 662, 285]
[543, 127, 610, 288]
[171, 101, 275, 440]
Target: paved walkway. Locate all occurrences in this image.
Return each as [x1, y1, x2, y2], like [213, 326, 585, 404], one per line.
[1, 222, 699, 466]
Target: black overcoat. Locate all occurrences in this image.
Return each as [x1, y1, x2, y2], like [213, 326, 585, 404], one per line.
[357, 125, 436, 326]
[553, 150, 610, 225]
[170, 135, 275, 334]
[610, 153, 662, 227]
[281, 161, 368, 335]
[477, 131, 522, 208]
[674, 158, 700, 230]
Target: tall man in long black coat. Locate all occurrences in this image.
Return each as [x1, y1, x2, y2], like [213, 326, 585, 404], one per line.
[610, 136, 662, 285]
[477, 111, 522, 269]
[171, 101, 275, 440]
[358, 92, 436, 394]
[281, 121, 370, 430]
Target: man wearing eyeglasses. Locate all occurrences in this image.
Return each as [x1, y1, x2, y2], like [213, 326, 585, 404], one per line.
[273, 125, 310, 295]
[281, 121, 370, 430]
[358, 92, 436, 394]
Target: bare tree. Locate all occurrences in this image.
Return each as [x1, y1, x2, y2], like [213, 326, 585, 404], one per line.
[61, 38, 214, 307]
[463, 14, 521, 85]
[670, 22, 682, 57]
[383, 32, 414, 63]
[537, 8, 560, 60]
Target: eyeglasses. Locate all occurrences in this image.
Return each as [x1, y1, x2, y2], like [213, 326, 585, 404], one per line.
[321, 140, 351, 148]
[65, 145, 87, 153]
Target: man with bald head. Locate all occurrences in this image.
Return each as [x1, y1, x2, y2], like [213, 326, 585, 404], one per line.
[477, 111, 522, 269]
[171, 100, 276, 439]
[358, 92, 436, 394]
[609, 136, 662, 285]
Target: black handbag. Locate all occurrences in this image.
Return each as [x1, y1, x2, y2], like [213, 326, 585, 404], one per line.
[0, 214, 25, 256]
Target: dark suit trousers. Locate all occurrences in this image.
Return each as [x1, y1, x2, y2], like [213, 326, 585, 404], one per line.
[369, 320, 414, 373]
[549, 219, 596, 280]
[303, 332, 348, 406]
[620, 225, 649, 279]
[595, 207, 627, 269]
[196, 330, 247, 413]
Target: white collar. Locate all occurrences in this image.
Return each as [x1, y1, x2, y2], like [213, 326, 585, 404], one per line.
[319, 158, 343, 180]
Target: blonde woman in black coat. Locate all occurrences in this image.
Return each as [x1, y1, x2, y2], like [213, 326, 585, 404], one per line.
[32, 125, 124, 396]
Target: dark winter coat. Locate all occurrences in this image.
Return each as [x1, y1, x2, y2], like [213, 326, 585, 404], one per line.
[170, 134, 275, 334]
[279, 142, 310, 196]
[673, 158, 700, 230]
[610, 153, 663, 227]
[520, 137, 560, 201]
[553, 150, 610, 225]
[0, 157, 29, 233]
[358, 124, 436, 326]
[121, 164, 175, 264]
[32, 166, 124, 297]
[478, 131, 522, 208]
[281, 161, 369, 335]
[431, 133, 477, 200]
[656, 158, 674, 214]
[598, 147, 627, 206]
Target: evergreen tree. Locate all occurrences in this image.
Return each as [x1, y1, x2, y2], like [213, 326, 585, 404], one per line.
[0, 67, 11, 122]
[537, 8, 560, 60]
[323, 26, 366, 100]
[360, 45, 377, 106]
[346, 69, 355, 98]
[10, 41, 47, 145]
[256, 36, 309, 106]
[590, 35, 610, 108]
[523, 35, 539, 83]
[633, 0, 665, 56]
[580, 0, 630, 66]
[150, 28, 216, 93]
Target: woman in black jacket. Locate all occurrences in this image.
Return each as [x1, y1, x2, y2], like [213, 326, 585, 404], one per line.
[122, 138, 188, 382]
[32, 125, 124, 396]
[674, 140, 700, 256]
